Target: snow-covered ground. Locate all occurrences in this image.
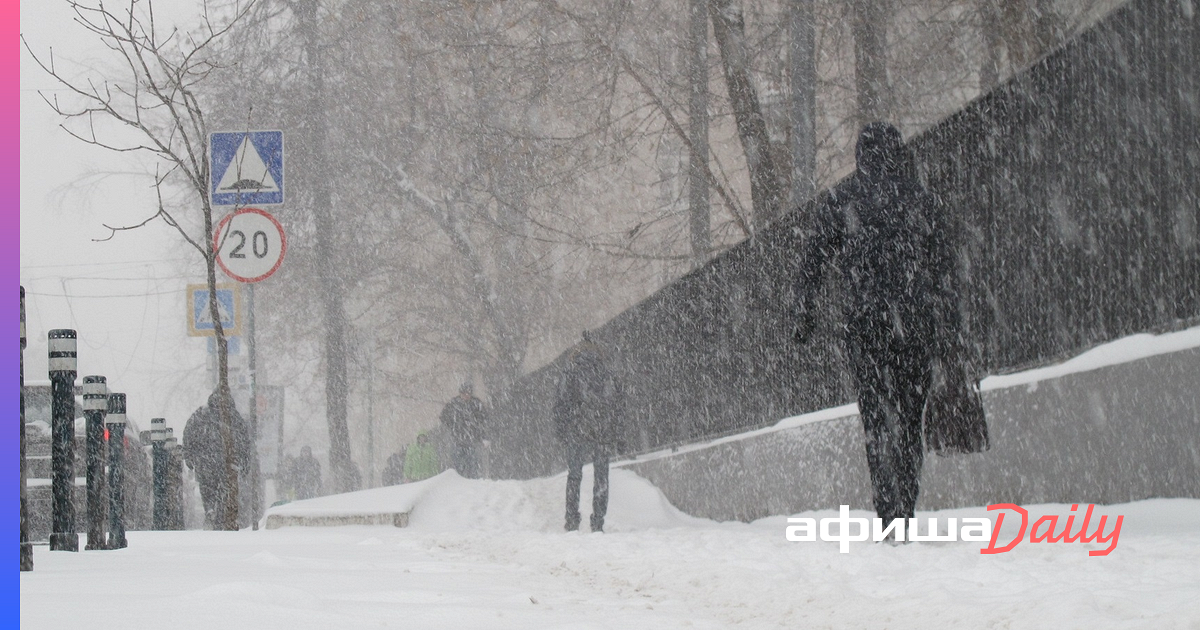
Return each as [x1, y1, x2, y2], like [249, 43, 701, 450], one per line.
[20, 470, 1200, 629]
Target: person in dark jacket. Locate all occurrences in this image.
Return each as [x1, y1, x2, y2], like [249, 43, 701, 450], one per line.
[439, 383, 487, 478]
[292, 446, 322, 499]
[792, 122, 978, 528]
[553, 331, 624, 533]
[182, 388, 256, 530]
[380, 451, 406, 486]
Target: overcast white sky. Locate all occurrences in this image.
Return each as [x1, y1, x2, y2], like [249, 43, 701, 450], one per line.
[20, 1, 224, 434]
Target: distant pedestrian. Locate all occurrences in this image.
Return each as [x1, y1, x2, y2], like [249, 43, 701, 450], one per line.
[292, 446, 322, 500]
[276, 454, 297, 502]
[403, 433, 440, 482]
[182, 388, 257, 530]
[439, 382, 488, 478]
[792, 122, 987, 529]
[553, 331, 625, 533]
[381, 452, 406, 487]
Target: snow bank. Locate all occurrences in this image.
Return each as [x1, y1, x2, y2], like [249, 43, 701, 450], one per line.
[266, 471, 446, 518]
[266, 468, 709, 533]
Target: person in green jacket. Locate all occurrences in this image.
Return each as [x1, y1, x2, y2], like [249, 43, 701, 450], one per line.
[403, 432, 440, 482]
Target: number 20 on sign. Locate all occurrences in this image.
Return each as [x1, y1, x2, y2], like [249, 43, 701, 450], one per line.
[214, 207, 287, 283]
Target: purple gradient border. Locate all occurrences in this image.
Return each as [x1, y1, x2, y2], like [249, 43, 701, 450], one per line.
[6, 0, 23, 618]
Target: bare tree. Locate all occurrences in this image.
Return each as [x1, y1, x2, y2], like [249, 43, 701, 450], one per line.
[24, 0, 254, 529]
[709, 0, 785, 229]
[788, 0, 817, 206]
[291, 0, 357, 494]
[201, 0, 1123, 467]
[689, 0, 713, 262]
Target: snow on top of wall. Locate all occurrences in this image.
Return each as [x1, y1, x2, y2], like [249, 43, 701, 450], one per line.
[619, 323, 1200, 466]
[979, 325, 1200, 391]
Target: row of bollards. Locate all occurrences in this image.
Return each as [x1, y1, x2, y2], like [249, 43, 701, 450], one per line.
[21, 286, 187, 571]
[45, 329, 133, 553]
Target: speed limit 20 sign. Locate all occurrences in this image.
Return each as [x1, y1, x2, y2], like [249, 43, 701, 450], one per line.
[215, 208, 287, 283]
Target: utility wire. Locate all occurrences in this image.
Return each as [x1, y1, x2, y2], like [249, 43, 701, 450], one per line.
[23, 288, 189, 298]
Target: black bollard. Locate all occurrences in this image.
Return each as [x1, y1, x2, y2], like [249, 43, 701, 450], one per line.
[165, 430, 184, 530]
[82, 376, 109, 550]
[20, 288, 33, 570]
[151, 418, 167, 530]
[48, 329, 78, 552]
[106, 393, 128, 549]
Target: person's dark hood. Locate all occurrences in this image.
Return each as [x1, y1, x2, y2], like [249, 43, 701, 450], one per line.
[855, 122, 911, 182]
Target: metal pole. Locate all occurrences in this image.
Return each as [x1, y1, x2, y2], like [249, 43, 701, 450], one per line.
[20, 287, 33, 570]
[150, 417, 167, 530]
[247, 283, 260, 529]
[366, 337, 374, 488]
[106, 393, 128, 549]
[48, 329, 78, 552]
[82, 376, 109, 550]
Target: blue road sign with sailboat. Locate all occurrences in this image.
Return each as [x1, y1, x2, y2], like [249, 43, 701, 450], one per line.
[210, 131, 284, 206]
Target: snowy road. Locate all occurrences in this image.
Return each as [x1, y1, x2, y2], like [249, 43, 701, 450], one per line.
[20, 472, 1200, 629]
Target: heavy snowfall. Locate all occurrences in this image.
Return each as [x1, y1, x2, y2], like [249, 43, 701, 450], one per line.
[18, 0, 1200, 627]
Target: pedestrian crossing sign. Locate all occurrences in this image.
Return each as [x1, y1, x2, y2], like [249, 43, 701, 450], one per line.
[210, 131, 284, 206]
[188, 283, 242, 337]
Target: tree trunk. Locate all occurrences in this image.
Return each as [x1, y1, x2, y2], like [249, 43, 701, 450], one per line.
[708, 0, 784, 231]
[979, 0, 1003, 91]
[462, 15, 529, 399]
[298, 0, 355, 493]
[689, 0, 711, 262]
[203, 200, 239, 530]
[788, 0, 816, 208]
[852, 0, 891, 127]
[994, 0, 1064, 70]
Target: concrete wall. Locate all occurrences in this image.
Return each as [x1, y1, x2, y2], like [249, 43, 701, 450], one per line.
[621, 346, 1200, 522]
[488, 0, 1200, 480]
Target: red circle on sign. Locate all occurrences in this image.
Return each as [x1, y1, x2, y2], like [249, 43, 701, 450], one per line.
[214, 207, 288, 283]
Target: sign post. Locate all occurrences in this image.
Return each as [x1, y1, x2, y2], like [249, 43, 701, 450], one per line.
[213, 207, 286, 529]
[210, 130, 285, 530]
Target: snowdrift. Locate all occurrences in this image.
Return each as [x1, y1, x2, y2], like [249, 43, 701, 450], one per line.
[265, 468, 709, 533]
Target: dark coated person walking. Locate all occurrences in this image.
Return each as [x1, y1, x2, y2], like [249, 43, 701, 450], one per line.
[792, 122, 987, 528]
